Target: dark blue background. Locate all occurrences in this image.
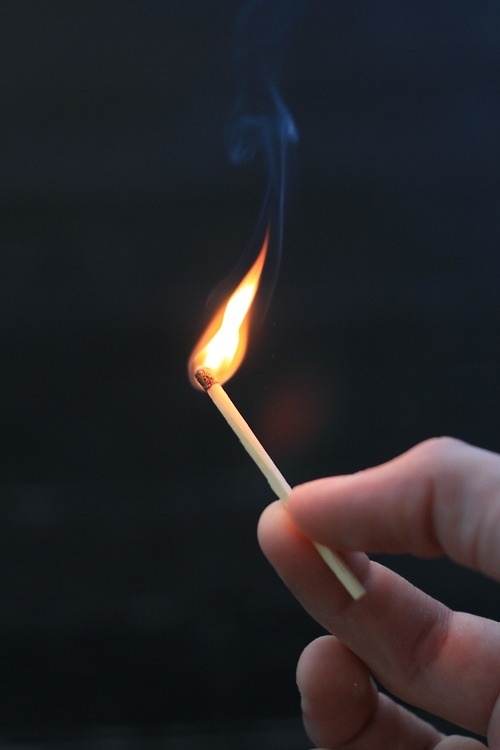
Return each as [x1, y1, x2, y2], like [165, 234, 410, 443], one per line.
[1, 1, 499, 746]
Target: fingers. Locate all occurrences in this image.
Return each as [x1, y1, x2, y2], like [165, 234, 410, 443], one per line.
[287, 437, 500, 581]
[437, 739, 487, 749]
[297, 635, 444, 749]
[257, 500, 500, 737]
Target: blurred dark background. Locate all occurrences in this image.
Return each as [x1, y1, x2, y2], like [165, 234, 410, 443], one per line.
[1, 1, 499, 747]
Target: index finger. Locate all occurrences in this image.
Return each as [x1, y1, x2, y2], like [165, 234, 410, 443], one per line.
[257, 501, 500, 738]
[287, 437, 500, 581]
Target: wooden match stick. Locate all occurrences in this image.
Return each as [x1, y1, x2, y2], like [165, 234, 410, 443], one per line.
[195, 366, 366, 601]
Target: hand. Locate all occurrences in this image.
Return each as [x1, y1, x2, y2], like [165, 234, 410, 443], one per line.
[257, 437, 500, 749]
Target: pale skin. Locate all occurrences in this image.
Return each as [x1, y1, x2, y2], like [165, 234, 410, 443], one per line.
[257, 437, 500, 749]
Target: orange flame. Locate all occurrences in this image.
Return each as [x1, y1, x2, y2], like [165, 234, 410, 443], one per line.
[189, 233, 268, 386]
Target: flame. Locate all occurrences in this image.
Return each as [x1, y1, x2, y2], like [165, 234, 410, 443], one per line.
[189, 233, 268, 386]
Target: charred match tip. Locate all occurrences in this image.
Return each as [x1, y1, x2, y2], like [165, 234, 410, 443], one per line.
[194, 366, 218, 391]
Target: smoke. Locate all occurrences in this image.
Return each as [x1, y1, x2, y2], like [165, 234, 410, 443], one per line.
[227, 0, 301, 169]
[224, 0, 305, 322]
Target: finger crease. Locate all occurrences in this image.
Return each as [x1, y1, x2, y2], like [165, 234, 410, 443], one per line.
[405, 603, 451, 688]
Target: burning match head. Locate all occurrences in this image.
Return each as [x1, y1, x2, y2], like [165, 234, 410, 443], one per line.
[194, 366, 218, 391]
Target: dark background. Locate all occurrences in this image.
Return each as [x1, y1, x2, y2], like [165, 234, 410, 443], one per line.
[1, 1, 499, 747]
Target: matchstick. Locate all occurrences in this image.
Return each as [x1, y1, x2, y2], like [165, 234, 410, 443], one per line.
[195, 366, 366, 601]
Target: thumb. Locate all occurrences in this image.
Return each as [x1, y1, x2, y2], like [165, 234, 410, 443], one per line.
[287, 437, 500, 582]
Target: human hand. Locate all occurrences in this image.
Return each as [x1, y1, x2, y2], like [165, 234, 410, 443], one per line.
[257, 438, 500, 749]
